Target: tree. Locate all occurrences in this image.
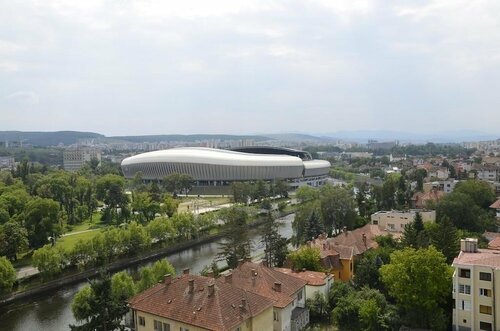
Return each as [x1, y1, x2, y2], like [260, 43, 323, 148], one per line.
[380, 247, 453, 330]
[288, 246, 322, 271]
[296, 185, 319, 203]
[436, 192, 490, 232]
[273, 179, 289, 198]
[146, 217, 175, 244]
[261, 212, 288, 267]
[162, 195, 179, 217]
[96, 174, 128, 223]
[231, 182, 252, 204]
[23, 197, 61, 248]
[131, 191, 160, 223]
[70, 272, 128, 331]
[32, 245, 66, 278]
[401, 212, 428, 249]
[428, 216, 460, 264]
[453, 180, 495, 209]
[319, 184, 357, 236]
[218, 207, 251, 268]
[331, 286, 398, 331]
[292, 201, 320, 246]
[111, 271, 136, 299]
[306, 292, 329, 321]
[136, 259, 176, 292]
[0, 256, 16, 292]
[0, 221, 29, 260]
[305, 210, 323, 241]
[252, 180, 268, 201]
[162, 173, 193, 196]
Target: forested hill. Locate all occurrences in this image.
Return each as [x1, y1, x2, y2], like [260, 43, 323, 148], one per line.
[0, 131, 104, 147]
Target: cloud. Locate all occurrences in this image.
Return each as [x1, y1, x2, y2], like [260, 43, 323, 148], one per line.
[0, 0, 499, 135]
[5, 91, 40, 105]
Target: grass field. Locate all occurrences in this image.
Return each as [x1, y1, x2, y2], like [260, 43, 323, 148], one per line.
[55, 229, 102, 251]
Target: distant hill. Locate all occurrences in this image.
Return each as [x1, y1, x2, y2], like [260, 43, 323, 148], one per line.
[110, 134, 272, 143]
[263, 133, 330, 143]
[0, 131, 104, 147]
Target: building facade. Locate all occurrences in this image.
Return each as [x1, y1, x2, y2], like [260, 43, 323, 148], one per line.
[370, 210, 436, 232]
[452, 238, 500, 331]
[63, 149, 101, 172]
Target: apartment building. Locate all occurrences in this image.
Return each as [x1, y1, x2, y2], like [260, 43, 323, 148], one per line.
[370, 210, 436, 232]
[63, 148, 101, 172]
[452, 238, 500, 331]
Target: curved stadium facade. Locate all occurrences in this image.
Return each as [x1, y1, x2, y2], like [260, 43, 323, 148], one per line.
[121, 147, 331, 190]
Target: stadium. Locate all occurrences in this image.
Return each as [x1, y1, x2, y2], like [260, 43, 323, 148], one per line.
[121, 147, 331, 192]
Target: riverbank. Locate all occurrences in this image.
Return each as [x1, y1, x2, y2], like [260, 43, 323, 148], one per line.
[0, 210, 295, 309]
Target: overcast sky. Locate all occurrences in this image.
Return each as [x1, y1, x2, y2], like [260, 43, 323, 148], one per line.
[1, 0, 499, 136]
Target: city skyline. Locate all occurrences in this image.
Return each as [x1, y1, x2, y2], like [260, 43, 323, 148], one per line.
[2, 0, 500, 136]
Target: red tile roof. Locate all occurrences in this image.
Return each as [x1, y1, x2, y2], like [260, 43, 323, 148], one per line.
[411, 190, 445, 209]
[453, 249, 500, 269]
[274, 268, 331, 286]
[128, 274, 273, 331]
[488, 237, 500, 250]
[228, 262, 307, 308]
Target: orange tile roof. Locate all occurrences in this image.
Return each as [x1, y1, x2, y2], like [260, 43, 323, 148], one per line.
[488, 237, 500, 250]
[128, 274, 273, 331]
[228, 262, 307, 308]
[453, 249, 500, 269]
[490, 199, 500, 209]
[327, 224, 383, 255]
[274, 268, 331, 286]
[411, 190, 445, 209]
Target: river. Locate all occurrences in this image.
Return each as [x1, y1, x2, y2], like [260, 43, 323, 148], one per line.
[0, 214, 294, 331]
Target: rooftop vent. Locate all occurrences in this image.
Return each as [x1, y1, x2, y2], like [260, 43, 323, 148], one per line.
[461, 238, 478, 253]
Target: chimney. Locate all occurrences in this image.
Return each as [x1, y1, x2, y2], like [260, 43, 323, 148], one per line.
[183, 268, 190, 275]
[164, 274, 172, 285]
[225, 273, 232, 284]
[251, 268, 256, 277]
[362, 233, 367, 247]
[238, 259, 244, 267]
[208, 283, 215, 297]
[188, 279, 194, 293]
[343, 226, 348, 235]
[245, 256, 252, 262]
[207, 271, 214, 278]
[240, 298, 247, 309]
[274, 282, 282, 292]
[461, 238, 478, 253]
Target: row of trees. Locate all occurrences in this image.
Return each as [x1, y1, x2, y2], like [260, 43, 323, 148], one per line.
[32, 213, 215, 279]
[231, 179, 289, 204]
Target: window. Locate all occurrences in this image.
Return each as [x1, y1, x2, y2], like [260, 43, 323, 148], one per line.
[139, 316, 146, 326]
[373, 220, 378, 225]
[274, 311, 279, 321]
[163, 323, 170, 331]
[459, 269, 471, 278]
[480, 288, 492, 297]
[459, 284, 471, 294]
[235, 328, 241, 331]
[480, 305, 492, 315]
[480, 321, 493, 331]
[154, 320, 163, 331]
[480, 272, 492, 281]
[180, 328, 189, 331]
[298, 289, 303, 301]
[461, 300, 471, 311]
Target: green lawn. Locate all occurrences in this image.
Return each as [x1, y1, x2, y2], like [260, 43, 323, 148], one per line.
[55, 229, 102, 251]
[64, 212, 105, 234]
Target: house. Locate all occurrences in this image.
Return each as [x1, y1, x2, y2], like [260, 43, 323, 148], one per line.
[128, 270, 275, 331]
[411, 189, 445, 209]
[370, 210, 436, 233]
[452, 238, 500, 331]
[490, 199, 500, 219]
[475, 166, 499, 182]
[229, 261, 309, 331]
[327, 224, 392, 256]
[274, 268, 333, 301]
[428, 167, 450, 180]
[307, 235, 354, 281]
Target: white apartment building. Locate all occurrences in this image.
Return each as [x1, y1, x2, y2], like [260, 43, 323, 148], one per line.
[370, 210, 436, 232]
[452, 238, 500, 331]
[63, 149, 101, 172]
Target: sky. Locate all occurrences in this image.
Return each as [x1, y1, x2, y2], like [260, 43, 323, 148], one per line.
[1, 0, 500, 136]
